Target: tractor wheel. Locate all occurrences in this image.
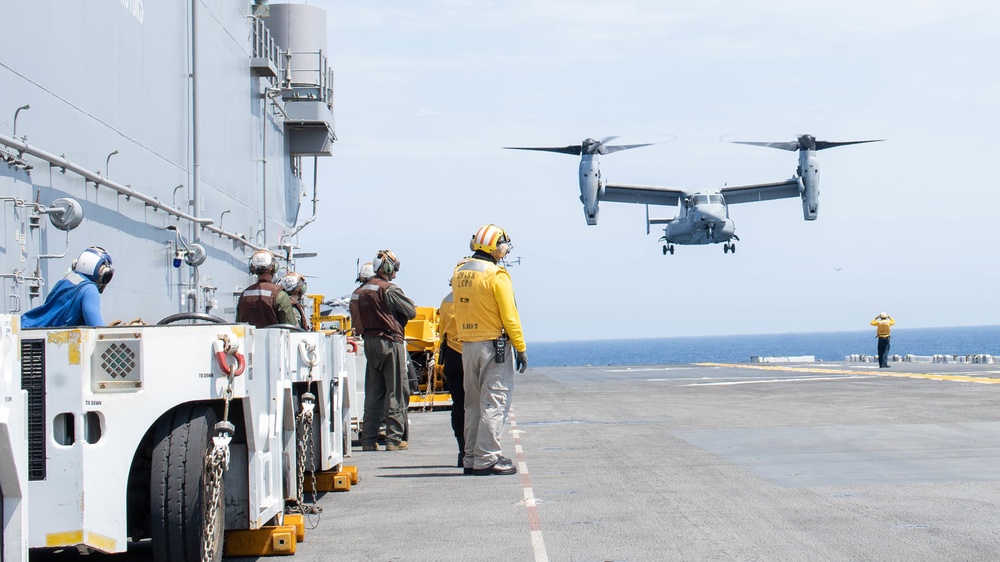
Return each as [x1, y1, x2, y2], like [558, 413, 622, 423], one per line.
[150, 404, 224, 562]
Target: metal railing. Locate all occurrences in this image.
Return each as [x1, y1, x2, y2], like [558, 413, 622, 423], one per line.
[0, 133, 267, 253]
[284, 50, 333, 109]
[252, 17, 283, 72]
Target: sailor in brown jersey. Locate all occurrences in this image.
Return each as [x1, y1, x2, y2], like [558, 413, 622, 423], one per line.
[357, 250, 416, 451]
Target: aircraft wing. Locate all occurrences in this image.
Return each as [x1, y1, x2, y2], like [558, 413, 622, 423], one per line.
[601, 183, 682, 207]
[720, 178, 800, 204]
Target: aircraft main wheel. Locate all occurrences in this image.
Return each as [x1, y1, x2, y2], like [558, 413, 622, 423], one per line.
[151, 404, 224, 562]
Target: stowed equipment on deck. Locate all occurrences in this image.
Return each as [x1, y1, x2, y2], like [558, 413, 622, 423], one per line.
[405, 306, 454, 411]
[14, 317, 363, 561]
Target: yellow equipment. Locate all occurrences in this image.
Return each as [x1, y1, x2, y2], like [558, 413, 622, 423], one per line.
[306, 293, 453, 410]
[307, 294, 351, 334]
[405, 306, 452, 410]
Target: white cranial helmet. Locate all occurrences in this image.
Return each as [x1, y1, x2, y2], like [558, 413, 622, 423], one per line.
[279, 272, 307, 296]
[356, 261, 374, 283]
[248, 250, 277, 275]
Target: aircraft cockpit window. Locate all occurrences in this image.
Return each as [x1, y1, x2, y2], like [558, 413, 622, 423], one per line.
[709, 194, 724, 205]
[692, 195, 709, 205]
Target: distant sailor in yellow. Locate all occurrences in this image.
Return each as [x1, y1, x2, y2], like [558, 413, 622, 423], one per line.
[871, 312, 895, 368]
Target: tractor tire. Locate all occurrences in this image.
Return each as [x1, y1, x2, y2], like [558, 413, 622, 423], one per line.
[150, 404, 224, 562]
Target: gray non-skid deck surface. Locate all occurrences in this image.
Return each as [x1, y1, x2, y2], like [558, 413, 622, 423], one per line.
[35, 362, 1000, 561]
[279, 362, 1000, 562]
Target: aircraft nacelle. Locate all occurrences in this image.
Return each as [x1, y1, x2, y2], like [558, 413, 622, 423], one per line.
[799, 152, 820, 221]
[579, 154, 601, 225]
[504, 137, 657, 228]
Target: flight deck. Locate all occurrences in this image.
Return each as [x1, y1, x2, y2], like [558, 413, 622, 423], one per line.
[33, 361, 1000, 561]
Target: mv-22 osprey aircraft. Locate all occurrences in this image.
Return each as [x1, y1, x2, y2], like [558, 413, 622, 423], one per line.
[504, 135, 881, 254]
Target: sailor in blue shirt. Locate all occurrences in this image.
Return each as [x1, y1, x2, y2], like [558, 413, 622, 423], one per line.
[22, 246, 114, 328]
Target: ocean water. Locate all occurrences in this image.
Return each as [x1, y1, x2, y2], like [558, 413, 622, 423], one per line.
[530, 325, 1000, 367]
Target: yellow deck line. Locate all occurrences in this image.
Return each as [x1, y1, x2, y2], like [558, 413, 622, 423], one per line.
[697, 363, 1000, 384]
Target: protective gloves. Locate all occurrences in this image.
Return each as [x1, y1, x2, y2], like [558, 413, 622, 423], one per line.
[515, 350, 528, 373]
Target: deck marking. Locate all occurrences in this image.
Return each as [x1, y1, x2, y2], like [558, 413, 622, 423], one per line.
[510, 413, 550, 562]
[685, 375, 871, 386]
[699, 363, 1000, 384]
[608, 366, 705, 373]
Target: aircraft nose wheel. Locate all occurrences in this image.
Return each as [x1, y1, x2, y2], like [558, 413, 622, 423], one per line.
[662, 244, 675, 255]
[723, 243, 736, 254]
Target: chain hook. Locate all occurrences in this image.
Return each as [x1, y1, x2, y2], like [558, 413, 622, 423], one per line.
[214, 334, 246, 376]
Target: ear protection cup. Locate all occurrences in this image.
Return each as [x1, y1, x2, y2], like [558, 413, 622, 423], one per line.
[95, 264, 114, 293]
[496, 241, 510, 257]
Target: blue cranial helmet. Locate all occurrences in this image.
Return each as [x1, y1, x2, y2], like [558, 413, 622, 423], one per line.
[73, 246, 114, 292]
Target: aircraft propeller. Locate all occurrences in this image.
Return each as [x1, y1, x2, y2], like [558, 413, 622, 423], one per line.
[503, 136, 655, 156]
[732, 134, 883, 151]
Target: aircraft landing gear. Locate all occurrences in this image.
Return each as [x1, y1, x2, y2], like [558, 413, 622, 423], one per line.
[662, 244, 675, 255]
[723, 242, 736, 254]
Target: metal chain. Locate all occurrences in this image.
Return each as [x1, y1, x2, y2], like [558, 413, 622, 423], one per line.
[303, 392, 322, 528]
[294, 397, 310, 508]
[202, 372, 235, 562]
[287, 387, 323, 525]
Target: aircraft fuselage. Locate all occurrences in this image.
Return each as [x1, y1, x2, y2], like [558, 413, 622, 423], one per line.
[662, 196, 736, 245]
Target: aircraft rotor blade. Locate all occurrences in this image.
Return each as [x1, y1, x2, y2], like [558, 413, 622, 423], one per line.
[734, 137, 885, 152]
[503, 145, 583, 155]
[732, 140, 801, 151]
[602, 142, 657, 154]
[813, 139, 884, 150]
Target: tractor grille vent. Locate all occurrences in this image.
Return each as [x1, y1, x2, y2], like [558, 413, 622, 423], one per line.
[101, 342, 136, 378]
[92, 336, 143, 392]
[20, 339, 46, 481]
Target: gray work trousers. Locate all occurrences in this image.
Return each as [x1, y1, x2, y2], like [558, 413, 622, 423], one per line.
[361, 336, 408, 445]
[462, 340, 514, 470]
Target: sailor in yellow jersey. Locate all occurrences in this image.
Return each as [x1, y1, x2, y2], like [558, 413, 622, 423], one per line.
[870, 312, 895, 368]
[452, 225, 527, 476]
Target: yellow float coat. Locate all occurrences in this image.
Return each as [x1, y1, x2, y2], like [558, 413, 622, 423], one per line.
[451, 258, 526, 352]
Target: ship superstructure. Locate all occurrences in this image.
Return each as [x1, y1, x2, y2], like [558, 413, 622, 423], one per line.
[0, 3, 352, 561]
[0, 0, 334, 320]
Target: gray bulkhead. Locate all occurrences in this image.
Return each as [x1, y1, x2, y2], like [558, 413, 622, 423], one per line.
[0, 1, 334, 322]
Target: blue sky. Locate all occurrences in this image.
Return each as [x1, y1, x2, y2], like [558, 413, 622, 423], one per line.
[297, 1, 1000, 342]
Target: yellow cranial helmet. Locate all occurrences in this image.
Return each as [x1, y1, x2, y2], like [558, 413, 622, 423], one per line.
[470, 224, 511, 254]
